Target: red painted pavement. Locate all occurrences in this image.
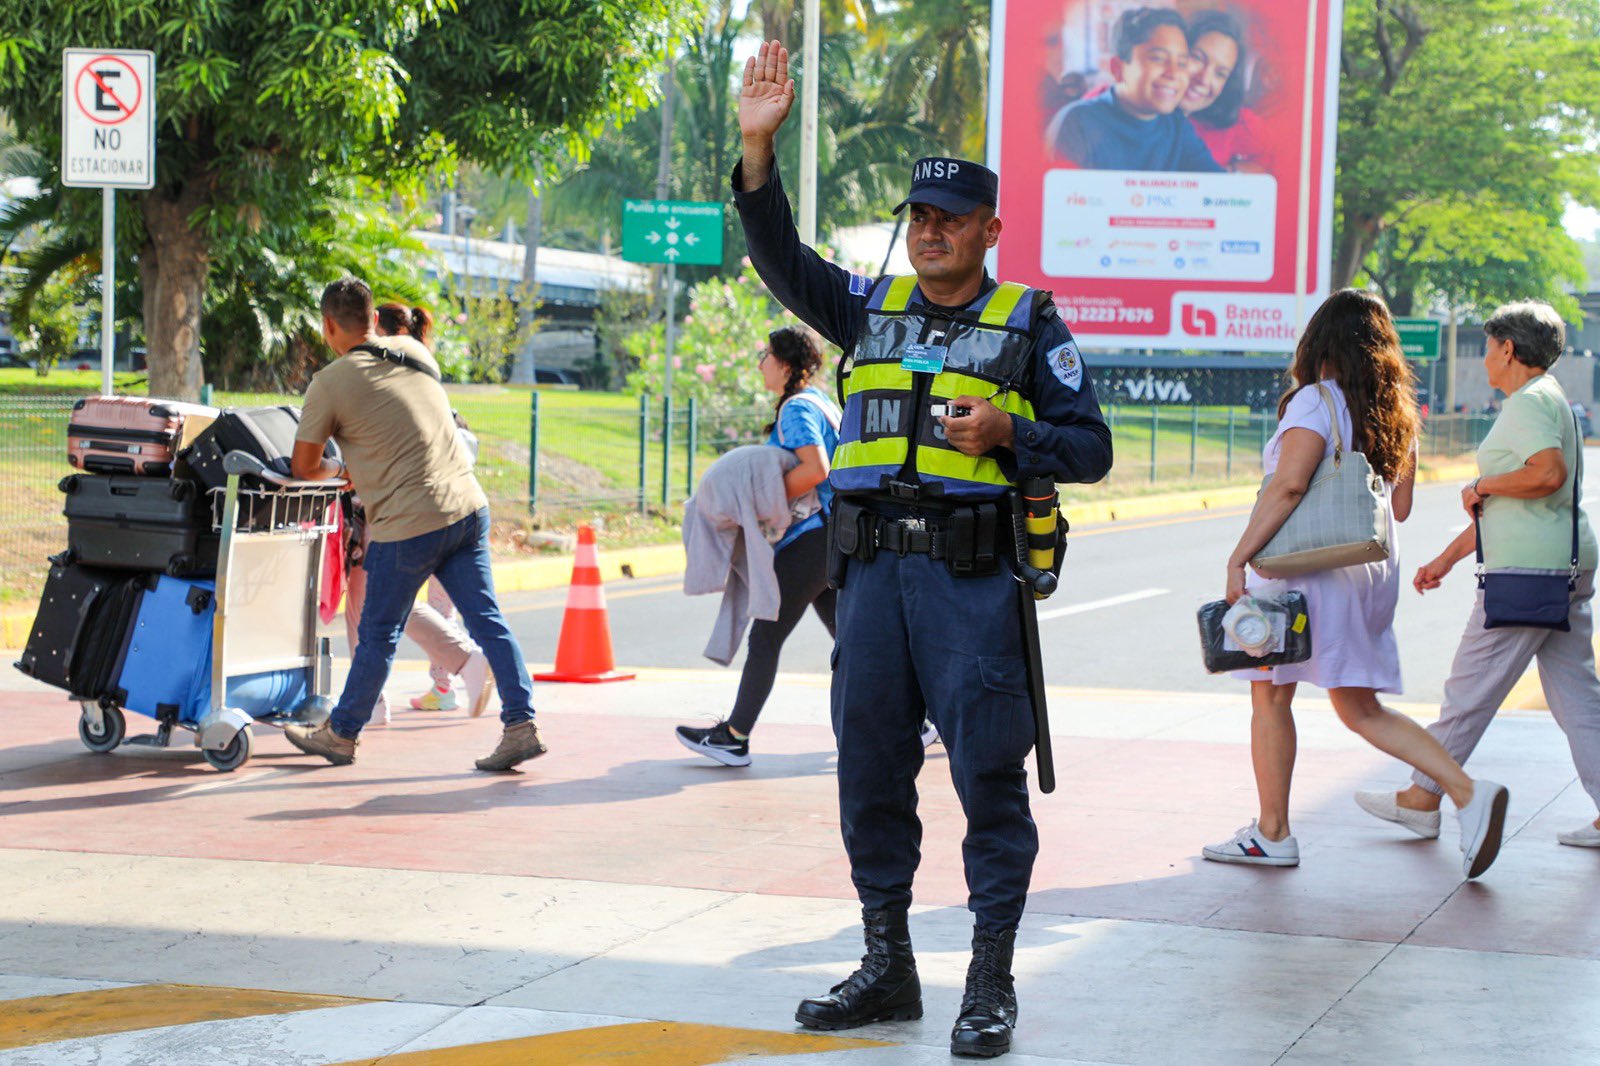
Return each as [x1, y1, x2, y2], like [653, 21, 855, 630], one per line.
[2, 688, 1596, 958]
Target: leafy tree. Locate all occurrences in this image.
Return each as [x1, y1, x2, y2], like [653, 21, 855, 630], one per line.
[8, 269, 92, 377]
[1364, 197, 1585, 320]
[0, 0, 684, 398]
[1335, 0, 1600, 297]
[877, 0, 989, 160]
[434, 276, 541, 384]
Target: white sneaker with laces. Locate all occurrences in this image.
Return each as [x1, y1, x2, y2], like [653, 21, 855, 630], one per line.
[1354, 789, 1441, 839]
[1202, 821, 1299, 867]
[1457, 780, 1509, 879]
[462, 652, 497, 718]
[1557, 822, 1600, 848]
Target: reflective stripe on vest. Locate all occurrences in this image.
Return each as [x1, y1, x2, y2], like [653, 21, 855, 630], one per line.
[833, 275, 1038, 499]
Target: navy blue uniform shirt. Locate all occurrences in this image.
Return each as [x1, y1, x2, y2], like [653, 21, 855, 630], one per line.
[731, 160, 1114, 487]
[1049, 91, 1223, 173]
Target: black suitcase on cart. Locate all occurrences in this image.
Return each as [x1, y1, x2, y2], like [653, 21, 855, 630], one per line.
[16, 561, 147, 697]
[59, 474, 218, 576]
[180, 406, 305, 492]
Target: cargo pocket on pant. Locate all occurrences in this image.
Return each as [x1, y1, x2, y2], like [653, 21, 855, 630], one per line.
[973, 655, 1036, 769]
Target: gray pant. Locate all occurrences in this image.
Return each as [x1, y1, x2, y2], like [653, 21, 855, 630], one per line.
[1414, 570, 1600, 809]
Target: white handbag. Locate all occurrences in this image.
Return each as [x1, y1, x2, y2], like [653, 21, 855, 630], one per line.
[1250, 383, 1391, 578]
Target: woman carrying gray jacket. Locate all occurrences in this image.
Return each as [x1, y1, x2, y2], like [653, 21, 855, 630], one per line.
[1358, 300, 1600, 847]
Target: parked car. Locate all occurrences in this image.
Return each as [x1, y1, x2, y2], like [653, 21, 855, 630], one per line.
[534, 367, 583, 386]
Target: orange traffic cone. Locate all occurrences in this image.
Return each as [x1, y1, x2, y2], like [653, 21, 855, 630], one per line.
[533, 525, 636, 683]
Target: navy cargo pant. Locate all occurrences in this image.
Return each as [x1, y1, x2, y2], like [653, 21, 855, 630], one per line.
[831, 549, 1040, 932]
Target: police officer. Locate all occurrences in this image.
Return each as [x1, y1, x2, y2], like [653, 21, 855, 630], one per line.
[733, 41, 1113, 1058]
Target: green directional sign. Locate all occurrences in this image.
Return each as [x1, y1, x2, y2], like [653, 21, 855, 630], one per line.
[621, 199, 722, 266]
[1394, 317, 1442, 361]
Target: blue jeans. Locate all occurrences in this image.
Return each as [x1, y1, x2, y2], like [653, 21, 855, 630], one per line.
[330, 508, 534, 739]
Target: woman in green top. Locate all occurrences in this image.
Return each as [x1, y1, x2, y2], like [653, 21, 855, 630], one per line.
[1355, 301, 1600, 848]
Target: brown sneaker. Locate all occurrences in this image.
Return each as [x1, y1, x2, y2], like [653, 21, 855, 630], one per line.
[284, 722, 357, 766]
[475, 721, 547, 771]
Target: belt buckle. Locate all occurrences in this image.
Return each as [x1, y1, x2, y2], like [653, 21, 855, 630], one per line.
[892, 517, 924, 557]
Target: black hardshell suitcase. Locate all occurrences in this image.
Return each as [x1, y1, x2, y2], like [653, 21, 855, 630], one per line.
[16, 562, 146, 697]
[60, 474, 219, 577]
[180, 406, 304, 492]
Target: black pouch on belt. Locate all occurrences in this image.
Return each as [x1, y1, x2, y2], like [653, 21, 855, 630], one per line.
[829, 500, 870, 588]
[944, 502, 1002, 578]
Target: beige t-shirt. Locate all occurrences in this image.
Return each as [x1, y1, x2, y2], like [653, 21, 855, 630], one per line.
[297, 336, 487, 542]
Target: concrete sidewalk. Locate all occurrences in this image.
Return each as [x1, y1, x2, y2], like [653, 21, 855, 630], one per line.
[1, 660, 1597, 1063]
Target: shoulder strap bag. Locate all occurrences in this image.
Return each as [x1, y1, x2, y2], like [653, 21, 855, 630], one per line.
[1250, 383, 1392, 578]
[348, 343, 442, 382]
[1476, 409, 1583, 631]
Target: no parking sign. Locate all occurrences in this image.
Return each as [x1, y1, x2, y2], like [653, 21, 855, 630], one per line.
[61, 48, 155, 189]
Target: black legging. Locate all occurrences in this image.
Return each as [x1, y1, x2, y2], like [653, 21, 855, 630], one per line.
[729, 525, 837, 735]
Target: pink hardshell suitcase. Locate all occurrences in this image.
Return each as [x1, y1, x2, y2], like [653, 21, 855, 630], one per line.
[67, 396, 218, 477]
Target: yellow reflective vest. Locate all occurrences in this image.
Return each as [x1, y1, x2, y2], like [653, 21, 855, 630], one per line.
[832, 275, 1040, 501]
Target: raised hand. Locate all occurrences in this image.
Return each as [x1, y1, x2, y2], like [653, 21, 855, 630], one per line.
[739, 40, 796, 147]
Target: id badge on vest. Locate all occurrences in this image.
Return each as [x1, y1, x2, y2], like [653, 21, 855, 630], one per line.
[899, 342, 948, 374]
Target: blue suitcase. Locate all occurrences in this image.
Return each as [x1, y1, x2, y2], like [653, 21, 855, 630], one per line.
[113, 575, 215, 724]
[114, 575, 313, 725]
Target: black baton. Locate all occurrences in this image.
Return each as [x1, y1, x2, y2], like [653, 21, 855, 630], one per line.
[1008, 487, 1056, 794]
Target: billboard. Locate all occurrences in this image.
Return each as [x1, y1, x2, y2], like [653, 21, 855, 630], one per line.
[987, 0, 1343, 351]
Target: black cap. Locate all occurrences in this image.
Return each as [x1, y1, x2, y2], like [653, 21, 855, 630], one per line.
[892, 157, 998, 215]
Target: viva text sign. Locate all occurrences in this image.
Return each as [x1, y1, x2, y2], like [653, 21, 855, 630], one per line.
[987, 0, 1343, 352]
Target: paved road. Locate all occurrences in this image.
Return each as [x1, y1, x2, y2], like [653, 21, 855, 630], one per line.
[489, 457, 1600, 707]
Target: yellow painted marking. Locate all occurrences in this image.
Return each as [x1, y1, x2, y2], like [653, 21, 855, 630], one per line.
[335, 1020, 886, 1065]
[0, 984, 369, 1051]
[1072, 507, 1253, 539]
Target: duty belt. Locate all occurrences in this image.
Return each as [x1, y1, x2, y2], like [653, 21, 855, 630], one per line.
[875, 517, 949, 558]
[831, 499, 1004, 577]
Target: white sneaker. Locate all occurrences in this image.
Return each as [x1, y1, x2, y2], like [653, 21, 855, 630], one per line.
[372, 692, 392, 727]
[1354, 790, 1441, 839]
[462, 652, 497, 718]
[1202, 821, 1299, 867]
[1557, 821, 1600, 848]
[1457, 780, 1510, 879]
[920, 720, 940, 748]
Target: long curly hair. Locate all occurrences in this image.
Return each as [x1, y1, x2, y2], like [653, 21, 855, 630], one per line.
[763, 326, 823, 434]
[1278, 289, 1419, 482]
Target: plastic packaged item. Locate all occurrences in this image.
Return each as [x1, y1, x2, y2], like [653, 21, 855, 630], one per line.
[1197, 590, 1312, 674]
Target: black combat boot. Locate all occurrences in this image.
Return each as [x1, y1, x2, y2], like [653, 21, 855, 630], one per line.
[950, 927, 1018, 1058]
[795, 907, 922, 1030]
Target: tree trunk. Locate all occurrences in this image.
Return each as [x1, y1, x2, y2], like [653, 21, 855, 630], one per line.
[512, 184, 542, 384]
[140, 189, 210, 400]
[1331, 212, 1382, 291]
[1388, 287, 1416, 316]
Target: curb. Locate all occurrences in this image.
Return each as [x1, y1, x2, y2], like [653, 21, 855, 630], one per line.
[0, 461, 1486, 646]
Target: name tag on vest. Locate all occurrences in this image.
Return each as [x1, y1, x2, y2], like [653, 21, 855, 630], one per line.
[899, 343, 948, 374]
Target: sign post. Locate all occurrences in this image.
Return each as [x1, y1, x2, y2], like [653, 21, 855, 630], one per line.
[621, 200, 722, 396]
[61, 48, 156, 397]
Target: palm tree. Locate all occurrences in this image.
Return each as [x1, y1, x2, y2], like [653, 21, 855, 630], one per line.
[878, 0, 990, 160]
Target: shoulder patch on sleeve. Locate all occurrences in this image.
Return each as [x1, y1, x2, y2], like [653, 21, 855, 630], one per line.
[1047, 341, 1083, 391]
[848, 273, 872, 297]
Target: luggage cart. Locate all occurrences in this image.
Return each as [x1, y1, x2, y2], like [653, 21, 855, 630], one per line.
[76, 452, 342, 771]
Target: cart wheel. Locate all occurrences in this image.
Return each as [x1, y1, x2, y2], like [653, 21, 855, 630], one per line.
[203, 726, 252, 772]
[79, 705, 125, 753]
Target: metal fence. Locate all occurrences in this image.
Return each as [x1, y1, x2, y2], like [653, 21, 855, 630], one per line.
[0, 394, 1496, 606]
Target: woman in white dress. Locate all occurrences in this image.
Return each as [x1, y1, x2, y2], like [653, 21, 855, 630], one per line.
[1204, 289, 1509, 878]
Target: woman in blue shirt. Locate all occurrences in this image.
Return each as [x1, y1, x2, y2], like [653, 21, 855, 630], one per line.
[677, 327, 840, 765]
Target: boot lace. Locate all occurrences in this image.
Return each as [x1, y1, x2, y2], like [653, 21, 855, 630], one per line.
[960, 938, 1011, 1013]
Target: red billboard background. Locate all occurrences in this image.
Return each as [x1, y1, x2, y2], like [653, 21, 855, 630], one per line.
[988, 0, 1342, 351]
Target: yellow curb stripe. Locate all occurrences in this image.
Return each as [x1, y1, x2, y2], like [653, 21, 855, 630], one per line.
[335, 1021, 885, 1065]
[0, 983, 370, 1051]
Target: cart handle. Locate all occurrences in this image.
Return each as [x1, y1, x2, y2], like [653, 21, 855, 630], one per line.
[222, 450, 347, 490]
